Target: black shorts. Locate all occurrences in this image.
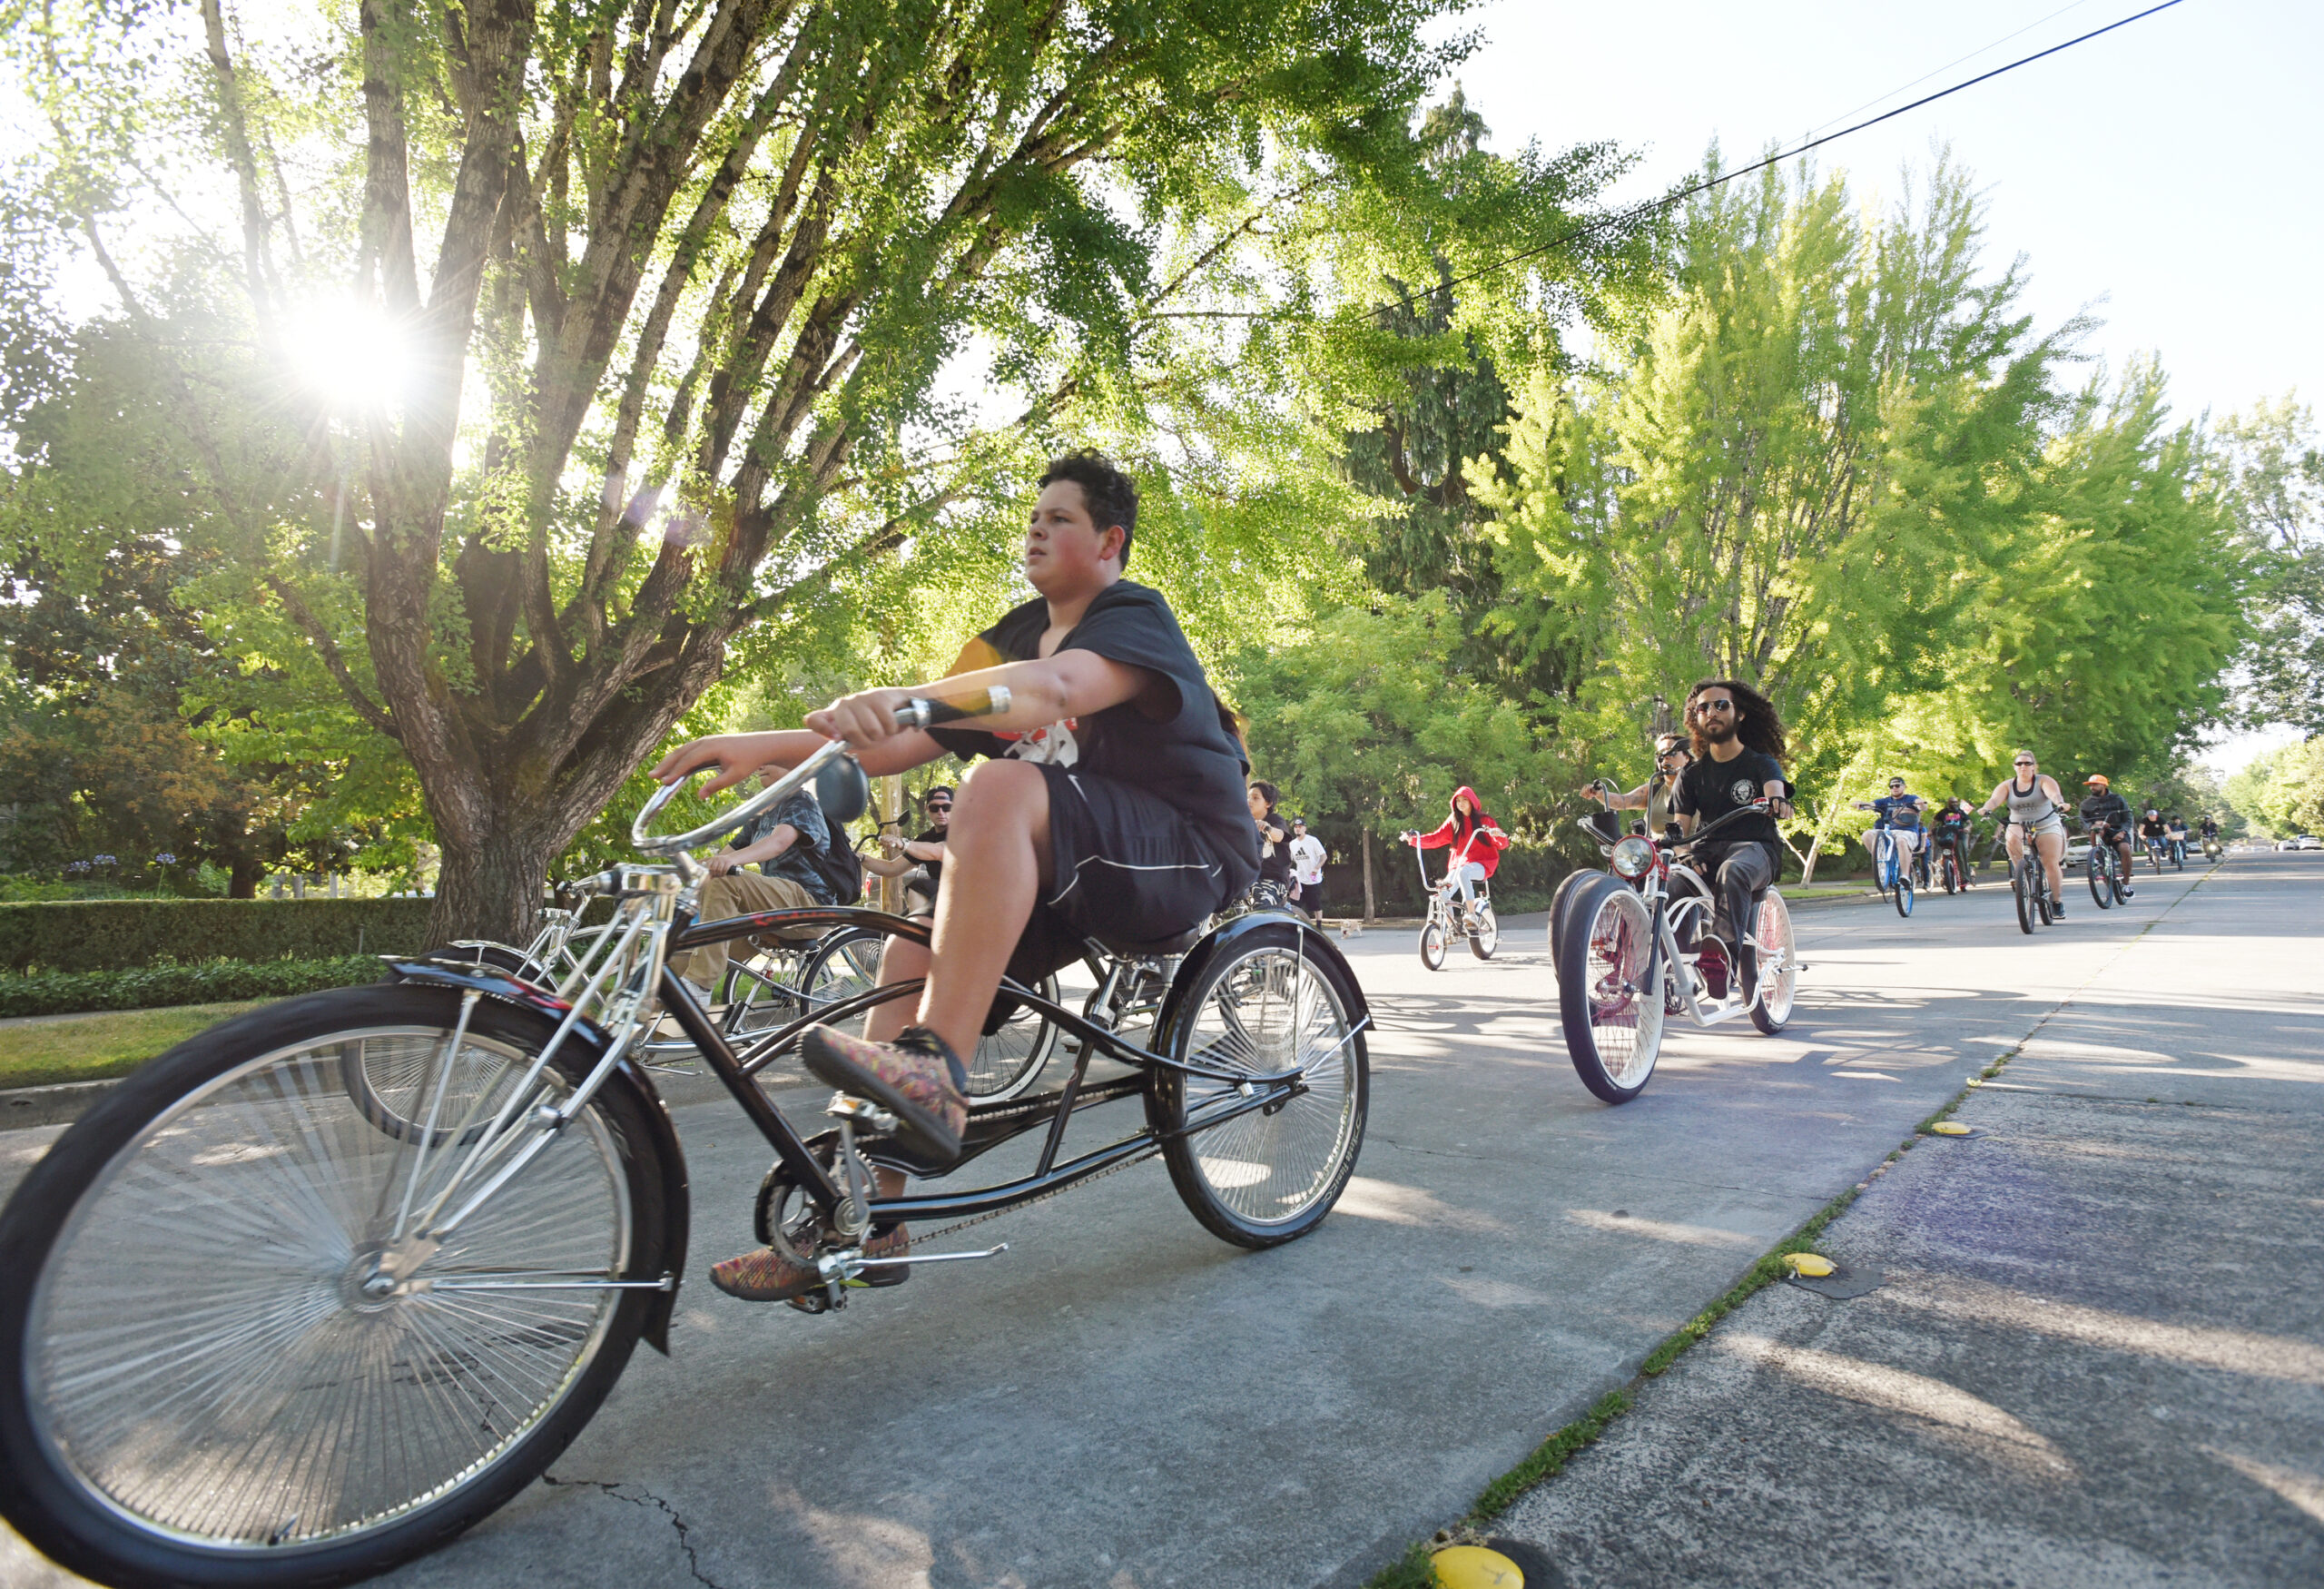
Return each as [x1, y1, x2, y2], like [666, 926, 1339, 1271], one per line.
[1003, 764, 1255, 984]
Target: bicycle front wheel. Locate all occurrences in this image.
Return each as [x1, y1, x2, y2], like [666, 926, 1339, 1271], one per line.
[1152, 930, 1368, 1248]
[1749, 889, 1797, 1036]
[0, 984, 672, 1589]
[1418, 918, 1447, 971]
[2013, 860, 2036, 934]
[1895, 864, 1915, 918]
[966, 974, 1062, 1100]
[2087, 850, 2114, 909]
[1559, 875, 1663, 1103]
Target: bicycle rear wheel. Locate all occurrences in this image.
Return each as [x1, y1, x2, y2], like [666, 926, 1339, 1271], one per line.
[1469, 903, 1499, 959]
[1558, 875, 1663, 1103]
[1152, 930, 1367, 1248]
[1748, 890, 1796, 1035]
[0, 984, 670, 1589]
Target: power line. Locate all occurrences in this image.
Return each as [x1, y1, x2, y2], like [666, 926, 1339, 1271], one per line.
[1798, 0, 2101, 143]
[1390, 0, 2190, 317]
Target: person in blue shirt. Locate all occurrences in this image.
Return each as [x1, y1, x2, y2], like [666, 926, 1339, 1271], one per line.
[1853, 777, 1928, 883]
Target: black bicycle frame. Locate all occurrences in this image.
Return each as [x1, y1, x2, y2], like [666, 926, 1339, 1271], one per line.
[654, 903, 1330, 1229]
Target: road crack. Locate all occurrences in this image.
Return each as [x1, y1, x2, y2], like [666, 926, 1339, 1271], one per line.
[542, 1474, 726, 1589]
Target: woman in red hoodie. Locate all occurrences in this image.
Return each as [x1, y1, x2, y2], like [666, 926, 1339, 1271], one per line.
[1403, 786, 1511, 930]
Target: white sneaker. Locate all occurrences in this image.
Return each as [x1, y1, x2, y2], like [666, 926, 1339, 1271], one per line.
[677, 975, 721, 1010]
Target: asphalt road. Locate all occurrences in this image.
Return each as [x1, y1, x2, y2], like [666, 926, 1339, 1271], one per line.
[1494, 846, 2324, 1585]
[0, 851, 2255, 1589]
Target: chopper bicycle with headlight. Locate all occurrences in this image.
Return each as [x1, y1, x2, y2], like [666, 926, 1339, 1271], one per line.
[0, 689, 1373, 1589]
[1551, 794, 1804, 1104]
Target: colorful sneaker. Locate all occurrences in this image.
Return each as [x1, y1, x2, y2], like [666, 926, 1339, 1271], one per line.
[799, 1024, 968, 1168]
[708, 1223, 911, 1302]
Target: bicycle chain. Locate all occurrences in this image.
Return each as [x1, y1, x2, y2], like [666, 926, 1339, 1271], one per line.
[904, 1148, 1157, 1248]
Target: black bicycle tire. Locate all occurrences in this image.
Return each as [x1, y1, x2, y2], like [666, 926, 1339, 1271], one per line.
[1896, 864, 1914, 918]
[1548, 867, 1597, 972]
[1558, 875, 1661, 1104]
[0, 984, 670, 1589]
[1152, 929, 1369, 1249]
[2013, 860, 2035, 934]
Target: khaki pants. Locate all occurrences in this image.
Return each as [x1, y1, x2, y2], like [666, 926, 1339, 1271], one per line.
[668, 870, 823, 989]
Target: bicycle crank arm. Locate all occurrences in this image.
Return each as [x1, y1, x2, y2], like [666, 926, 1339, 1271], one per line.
[851, 1244, 1009, 1268]
[406, 1273, 677, 1293]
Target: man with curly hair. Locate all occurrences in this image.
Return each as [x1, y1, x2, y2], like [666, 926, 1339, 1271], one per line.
[1671, 678, 1794, 1001]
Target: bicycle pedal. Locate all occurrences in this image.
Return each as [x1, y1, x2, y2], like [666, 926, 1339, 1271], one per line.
[824, 1093, 899, 1134]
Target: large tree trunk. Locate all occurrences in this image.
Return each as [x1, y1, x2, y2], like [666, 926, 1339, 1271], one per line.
[428, 822, 556, 947]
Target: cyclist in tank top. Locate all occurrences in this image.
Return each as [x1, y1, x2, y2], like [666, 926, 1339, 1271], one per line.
[1976, 750, 2069, 917]
[1582, 734, 1693, 834]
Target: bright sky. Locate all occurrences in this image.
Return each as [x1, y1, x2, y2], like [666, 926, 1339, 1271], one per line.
[1436, 0, 2317, 775]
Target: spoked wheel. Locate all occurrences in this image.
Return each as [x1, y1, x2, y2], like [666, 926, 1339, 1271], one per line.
[2013, 858, 2037, 934]
[1418, 917, 1447, 971]
[1151, 929, 1368, 1248]
[720, 942, 815, 1051]
[1895, 858, 1915, 918]
[2087, 849, 2115, 909]
[965, 974, 1063, 1101]
[1942, 851, 1961, 895]
[0, 984, 672, 1589]
[1748, 889, 1797, 1036]
[1469, 903, 1500, 960]
[1558, 875, 1663, 1104]
[802, 925, 888, 1016]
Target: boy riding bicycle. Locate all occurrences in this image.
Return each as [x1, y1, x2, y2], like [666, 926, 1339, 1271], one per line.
[652, 451, 1258, 1300]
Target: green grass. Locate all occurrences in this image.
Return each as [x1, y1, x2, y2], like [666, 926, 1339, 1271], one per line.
[0, 1002, 265, 1091]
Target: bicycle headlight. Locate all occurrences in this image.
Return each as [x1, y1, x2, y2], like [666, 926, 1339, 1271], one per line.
[1610, 835, 1656, 880]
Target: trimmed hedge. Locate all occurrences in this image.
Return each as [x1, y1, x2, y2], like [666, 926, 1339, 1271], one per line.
[0, 898, 435, 973]
[0, 957, 389, 1019]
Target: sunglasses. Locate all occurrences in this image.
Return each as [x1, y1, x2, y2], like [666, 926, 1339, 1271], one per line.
[1692, 697, 1735, 713]
[926, 801, 953, 812]
[2014, 761, 2035, 768]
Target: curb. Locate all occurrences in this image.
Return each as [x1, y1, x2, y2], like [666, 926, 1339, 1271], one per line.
[3, 1079, 118, 1131]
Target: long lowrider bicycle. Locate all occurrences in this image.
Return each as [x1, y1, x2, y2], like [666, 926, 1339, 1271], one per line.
[1552, 802, 1803, 1103]
[0, 692, 1371, 1589]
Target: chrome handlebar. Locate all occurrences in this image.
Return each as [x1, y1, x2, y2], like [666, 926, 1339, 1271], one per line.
[627, 687, 1011, 857]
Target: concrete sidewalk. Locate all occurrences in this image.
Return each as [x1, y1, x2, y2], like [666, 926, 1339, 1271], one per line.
[1482, 854, 2324, 1586]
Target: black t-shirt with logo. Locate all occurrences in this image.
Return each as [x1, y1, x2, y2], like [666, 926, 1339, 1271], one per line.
[928, 580, 1256, 868]
[1673, 750, 1789, 857]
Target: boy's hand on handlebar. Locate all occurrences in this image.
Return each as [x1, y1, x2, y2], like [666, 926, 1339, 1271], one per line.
[705, 852, 745, 879]
[806, 686, 916, 747]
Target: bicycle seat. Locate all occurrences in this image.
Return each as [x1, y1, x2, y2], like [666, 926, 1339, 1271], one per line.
[1092, 924, 1206, 958]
